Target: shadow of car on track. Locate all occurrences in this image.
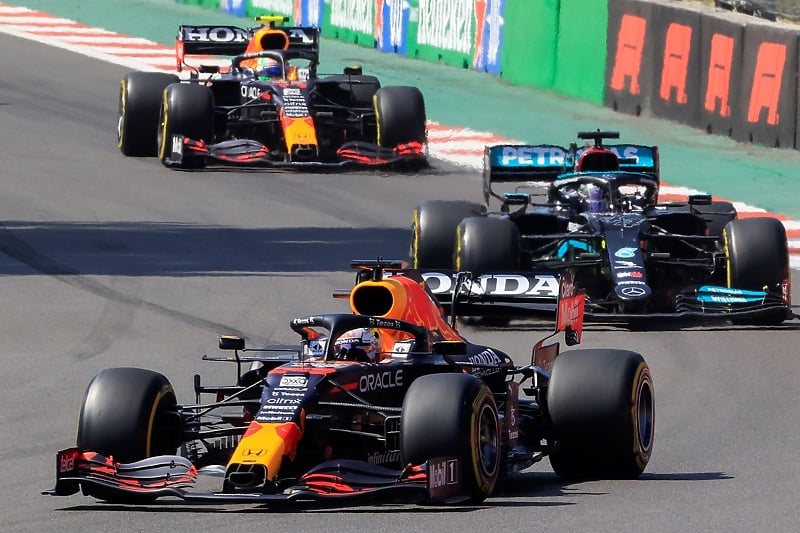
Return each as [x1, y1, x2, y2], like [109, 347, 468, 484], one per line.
[0, 221, 410, 277]
[54, 471, 731, 514]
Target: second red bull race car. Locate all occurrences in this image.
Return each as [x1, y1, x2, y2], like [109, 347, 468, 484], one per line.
[117, 16, 427, 170]
[45, 260, 654, 507]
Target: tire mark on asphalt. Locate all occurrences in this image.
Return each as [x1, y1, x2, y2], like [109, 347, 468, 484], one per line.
[0, 224, 247, 357]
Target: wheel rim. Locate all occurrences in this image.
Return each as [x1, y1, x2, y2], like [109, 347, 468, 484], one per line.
[635, 370, 655, 456]
[476, 402, 500, 478]
[157, 97, 168, 160]
[117, 80, 127, 148]
[410, 209, 420, 268]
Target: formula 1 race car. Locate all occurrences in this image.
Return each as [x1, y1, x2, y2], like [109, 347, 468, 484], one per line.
[117, 16, 427, 169]
[411, 130, 792, 324]
[45, 260, 654, 507]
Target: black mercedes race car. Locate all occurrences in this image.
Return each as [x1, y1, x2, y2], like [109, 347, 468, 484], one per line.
[117, 16, 427, 169]
[411, 130, 792, 325]
[45, 260, 654, 507]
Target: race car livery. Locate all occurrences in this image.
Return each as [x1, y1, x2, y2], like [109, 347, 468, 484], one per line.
[117, 16, 427, 170]
[411, 130, 792, 324]
[45, 260, 654, 507]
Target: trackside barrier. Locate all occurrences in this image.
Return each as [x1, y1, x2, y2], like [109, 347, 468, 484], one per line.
[187, 0, 800, 150]
[190, 0, 610, 104]
[606, 0, 800, 149]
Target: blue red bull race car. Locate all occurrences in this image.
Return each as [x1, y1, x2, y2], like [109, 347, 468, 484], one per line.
[411, 130, 792, 325]
[117, 16, 427, 170]
[45, 260, 654, 507]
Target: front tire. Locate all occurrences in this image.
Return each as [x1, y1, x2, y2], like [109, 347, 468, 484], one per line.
[374, 86, 426, 148]
[411, 200, 485, 269]
[401, 373, 501, 503]
[547, 349, 655, 479]
[455, 216, 521, 275]
[77, 367, 180, 464]
[157, 83, 214, 169]
[118, 72, 179, 156]
[724, 217, 789, 325]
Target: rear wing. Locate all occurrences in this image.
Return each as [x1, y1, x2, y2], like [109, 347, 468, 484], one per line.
[483, 143, 659, 204]
[175, 24, 320, 70]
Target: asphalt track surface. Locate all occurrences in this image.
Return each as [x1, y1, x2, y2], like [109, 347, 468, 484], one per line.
[1, 24, 800, 533]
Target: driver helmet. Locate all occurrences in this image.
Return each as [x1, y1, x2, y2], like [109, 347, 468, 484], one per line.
[578, 183, 610, 213]
[333, 328, 380, 362]
[255, 57, 283, 80]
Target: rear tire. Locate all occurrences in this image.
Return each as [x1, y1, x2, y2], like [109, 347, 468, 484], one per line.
[157, 83, 214, 169]
[724, 217, 789, 325]
[374, 86, 426, 148]
[118, 72, 179, 156]
[77, 367, 180, 464]
[411, 200, 485, 269]
[547, 349, 654, 479]
[455, 216, 521, 275]
[401, 373, 500, 503]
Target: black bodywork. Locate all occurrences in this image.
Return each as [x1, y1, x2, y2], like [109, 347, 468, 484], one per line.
[414, 131, 792, 323]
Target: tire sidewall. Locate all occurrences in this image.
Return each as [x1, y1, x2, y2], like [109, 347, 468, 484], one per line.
[77, 367, 178, 463]
[118, 72, 178, 157]
[400, 373, 500, 502]
[374, 86, 426, 148]
[547, 349, 654, 479]
[455, 216, 520, 274]
[157, 83, 214, 168]
[412, 200, 484, 269]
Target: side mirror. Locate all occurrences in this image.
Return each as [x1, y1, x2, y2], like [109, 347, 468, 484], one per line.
[432, 341, 467, 356]
[688, 194, 712, 205]
[343, 65, 363, 75]
[219, 335, 245, 351]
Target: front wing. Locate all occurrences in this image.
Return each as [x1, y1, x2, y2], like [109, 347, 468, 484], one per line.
[44, 448, 465, 506]
[420, 270, 793, 323]
[163, 136, 427, 169]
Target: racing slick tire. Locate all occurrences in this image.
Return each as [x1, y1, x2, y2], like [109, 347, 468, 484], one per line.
[411, 200, 485, 269]
[77, 367, 180, 464]
[547, 349, 654, 479]
[455, 216, 521, 275]
[118, 72, 179, 157]
[724, 217, 790, 325]
[374, 86, 426, 148]
[401, 373, 501, 504]
[157, 83, 214, 169]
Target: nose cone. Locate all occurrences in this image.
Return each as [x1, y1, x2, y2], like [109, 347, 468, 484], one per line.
[614, 283, 652, 301]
